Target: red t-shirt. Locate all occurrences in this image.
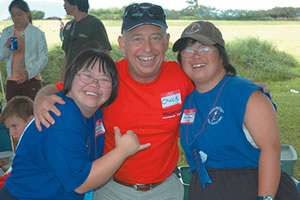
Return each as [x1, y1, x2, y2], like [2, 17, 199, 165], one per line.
[55, 59, 194, 184]
[0, 172, 10, 188]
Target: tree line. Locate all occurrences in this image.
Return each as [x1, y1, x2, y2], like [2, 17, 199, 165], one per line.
[32, 6, 300, 21]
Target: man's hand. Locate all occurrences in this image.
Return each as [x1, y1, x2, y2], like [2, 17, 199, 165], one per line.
[249, 78, 271, 94]
[33, 85, 65, 131]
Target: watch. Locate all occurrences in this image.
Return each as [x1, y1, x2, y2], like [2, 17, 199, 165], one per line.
[257, 195, 274, 200]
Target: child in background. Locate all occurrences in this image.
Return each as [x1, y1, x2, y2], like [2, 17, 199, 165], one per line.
[0, 96, 33, 188]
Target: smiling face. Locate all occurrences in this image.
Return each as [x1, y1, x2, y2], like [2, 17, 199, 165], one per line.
[10, 7, 30, 30]
[68, 60, 112, 117]
[118, 24, 170, 83]
[181, 41, 226, 92]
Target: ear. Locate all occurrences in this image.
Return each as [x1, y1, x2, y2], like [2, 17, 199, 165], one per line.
[118, 35, 126, 54]
[26, 115, 34, 124]
[164, 33, 170, 52]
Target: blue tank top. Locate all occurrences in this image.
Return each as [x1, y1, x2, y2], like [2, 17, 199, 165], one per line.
[180, 75, 263, 172]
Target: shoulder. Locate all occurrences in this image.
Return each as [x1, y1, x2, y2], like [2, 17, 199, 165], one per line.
[27, 24, 44, 34]
[86, 15, 103, 24]
[2, 25, 14, 33]
[229, 76, 262, 91]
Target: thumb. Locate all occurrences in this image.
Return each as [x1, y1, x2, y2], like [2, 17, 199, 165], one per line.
[139, 143, 151, 151]
[114, 126, 121, 143]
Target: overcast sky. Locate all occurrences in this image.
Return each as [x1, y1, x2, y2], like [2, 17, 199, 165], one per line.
[1, 0, 300, 19]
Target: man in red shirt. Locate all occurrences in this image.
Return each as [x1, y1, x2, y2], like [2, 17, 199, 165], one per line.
[33, 3, 270, 200]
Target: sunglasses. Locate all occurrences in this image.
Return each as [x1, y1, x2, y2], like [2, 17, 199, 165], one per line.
[124, 3, 166, 20]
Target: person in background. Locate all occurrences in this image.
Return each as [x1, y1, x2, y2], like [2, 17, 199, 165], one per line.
[61, 0, 111, 81]
[0, 49, 150, 199]
[0, 0, 48, 102]
[0, 96, 33, 189]
[58, 18, 64, 42]
[174, 21, 300, 200]
[32, 3, 272, 200]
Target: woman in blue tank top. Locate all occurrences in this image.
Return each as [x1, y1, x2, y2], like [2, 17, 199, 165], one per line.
[173, 21, 300, 200]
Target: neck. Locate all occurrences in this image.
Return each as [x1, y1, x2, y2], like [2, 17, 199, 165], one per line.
[74, 12, 88, 22]
[195, 71, 227, 93]
[15, 22, 29, 32]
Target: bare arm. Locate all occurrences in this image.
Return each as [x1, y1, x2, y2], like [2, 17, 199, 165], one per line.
[74, 127, 151, 194]
[244, 90, 281, 198]
[34, 84, 65, 131]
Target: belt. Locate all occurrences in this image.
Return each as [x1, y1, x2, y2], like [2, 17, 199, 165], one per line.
[113, 177, 163, 191]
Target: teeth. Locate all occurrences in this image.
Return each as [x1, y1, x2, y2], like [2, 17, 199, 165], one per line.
[192, 64, 206, 68]
[138, 56, 155, 61]
[86, 92, 97, 97]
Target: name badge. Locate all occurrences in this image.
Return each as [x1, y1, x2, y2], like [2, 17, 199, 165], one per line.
[181, 109, 196, 124]
[95, 119, 105, 137]
[161, 90, 182, 109]
[65, 23, 72, 30]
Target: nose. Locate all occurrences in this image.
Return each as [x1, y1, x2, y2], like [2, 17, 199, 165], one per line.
[143, 38, 152, 53]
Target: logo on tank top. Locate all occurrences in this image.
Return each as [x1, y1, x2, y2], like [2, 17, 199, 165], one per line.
[95, 119, 105, 137]
[208, 106, 224, 125]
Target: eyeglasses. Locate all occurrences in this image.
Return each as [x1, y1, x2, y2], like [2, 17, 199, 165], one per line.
[124, 3, 166, 20]
[181, 47, 214, 58]
[77, 73, 112, 89]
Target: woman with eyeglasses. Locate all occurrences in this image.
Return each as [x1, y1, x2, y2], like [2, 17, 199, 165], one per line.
[0, 49, 150, 200]
[0, 0, 48, 102]
[173, 21, 300, 200]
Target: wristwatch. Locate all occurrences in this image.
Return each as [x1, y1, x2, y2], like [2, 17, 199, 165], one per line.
[257, 195, 274, 200]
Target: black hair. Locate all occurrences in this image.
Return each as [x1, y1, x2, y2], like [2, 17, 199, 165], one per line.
[66, 0, 89, 13]
[9, 0, 32, 24]
[62, 49, 118, 108]
[176, 38, 236, 75]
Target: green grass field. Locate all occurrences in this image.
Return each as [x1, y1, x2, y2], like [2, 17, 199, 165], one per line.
[1, 20, 300, 179]
[1, 20, 300, 62]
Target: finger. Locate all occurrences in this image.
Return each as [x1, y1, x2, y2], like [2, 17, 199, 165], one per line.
[48, 104, 61, 117]
[114, 127, 121, 141]
[34, 116, 42, 132]
[50, 95, 66, 105]
[138, 143, 151, 151]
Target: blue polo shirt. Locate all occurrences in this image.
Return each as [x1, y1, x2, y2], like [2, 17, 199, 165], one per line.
[5, 93, 105, 199]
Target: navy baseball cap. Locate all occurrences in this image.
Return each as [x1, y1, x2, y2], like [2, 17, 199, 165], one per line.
[121, 3, 168, 34]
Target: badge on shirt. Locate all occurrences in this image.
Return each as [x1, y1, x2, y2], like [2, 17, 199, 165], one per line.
[95, 119, 105, 137]
[65, 23, 72, 30]
[161, 90, 182, 109]
[181, 109, 196, 124]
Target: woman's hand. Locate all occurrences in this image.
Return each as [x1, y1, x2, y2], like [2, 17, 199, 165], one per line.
[114, 127, 151, 157]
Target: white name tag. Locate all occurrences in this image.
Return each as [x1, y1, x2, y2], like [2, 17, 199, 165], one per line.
[95, 119, 105, 137]
[161, 90, 182, 108]
[181, 109, 196, 124]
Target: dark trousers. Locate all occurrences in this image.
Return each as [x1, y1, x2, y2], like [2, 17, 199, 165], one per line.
[0, 186, 17, 200]
[6, 79, 42, 102]
[188, 168, 300, 200]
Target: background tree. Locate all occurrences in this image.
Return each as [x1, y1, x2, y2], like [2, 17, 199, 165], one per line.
[31, 10, 45, 20]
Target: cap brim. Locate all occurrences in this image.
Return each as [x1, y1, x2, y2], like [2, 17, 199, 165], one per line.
[172, 35, 216, 52]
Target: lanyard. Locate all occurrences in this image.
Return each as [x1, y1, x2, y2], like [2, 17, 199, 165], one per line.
[185, 75, 232, 188]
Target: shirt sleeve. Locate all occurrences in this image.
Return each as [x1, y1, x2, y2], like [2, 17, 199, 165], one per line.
[55, 81, 64, 91]
[42, 107, 92, 192]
